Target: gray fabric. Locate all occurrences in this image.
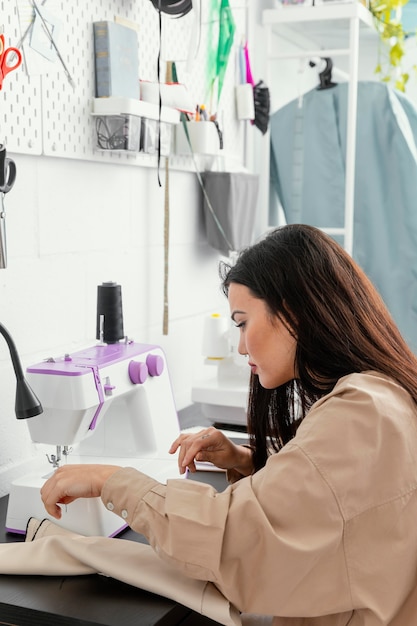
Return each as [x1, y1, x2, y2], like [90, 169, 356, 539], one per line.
[270, 82, 417, 352]
[202, 172, 259, 255]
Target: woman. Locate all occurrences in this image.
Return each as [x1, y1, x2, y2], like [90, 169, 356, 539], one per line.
[40, 224, 417, 625]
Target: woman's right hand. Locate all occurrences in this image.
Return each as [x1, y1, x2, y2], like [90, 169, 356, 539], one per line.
[40, 463, 121, 519]
[169, 426, 253, 476]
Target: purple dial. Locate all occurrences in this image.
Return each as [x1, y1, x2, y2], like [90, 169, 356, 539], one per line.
[128, 360, 149, 384]
[146, 354, 164, 377]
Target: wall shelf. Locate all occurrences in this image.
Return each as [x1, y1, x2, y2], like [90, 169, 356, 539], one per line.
[263, 3, 377, 54]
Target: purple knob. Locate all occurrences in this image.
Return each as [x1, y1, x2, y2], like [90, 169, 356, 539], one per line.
[146, 354, 164, 377]
[128, 360, 149, 384]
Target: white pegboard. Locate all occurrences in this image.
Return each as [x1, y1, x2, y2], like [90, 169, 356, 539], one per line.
[2, 0, 248, 169]
[0, 1, 42, 154]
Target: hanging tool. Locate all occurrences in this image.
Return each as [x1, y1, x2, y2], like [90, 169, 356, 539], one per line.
[0, 145, 17, 269]
[30, 0, 75, 89]
[243, 41, 270, 135]
[0, 34, 22, 90]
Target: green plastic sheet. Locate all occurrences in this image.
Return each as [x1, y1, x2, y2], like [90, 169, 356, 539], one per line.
[207, 0, 236, 107]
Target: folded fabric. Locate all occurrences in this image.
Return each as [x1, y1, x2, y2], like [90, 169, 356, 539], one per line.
[0, 518, 241, 626]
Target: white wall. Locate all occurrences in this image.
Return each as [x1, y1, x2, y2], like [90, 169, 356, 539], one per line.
[0, 154, 229, 495]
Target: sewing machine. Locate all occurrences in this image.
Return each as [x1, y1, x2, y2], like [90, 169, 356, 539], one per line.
[6, 340, 181, 537]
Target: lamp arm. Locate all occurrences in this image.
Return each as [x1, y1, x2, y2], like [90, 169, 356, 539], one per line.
[0, 322, 25, 381]
[0, 322, 43, 419]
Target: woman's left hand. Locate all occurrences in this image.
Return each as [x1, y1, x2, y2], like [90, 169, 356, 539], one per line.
[169, 426, 253, 475]
[40, 464, 121, 519]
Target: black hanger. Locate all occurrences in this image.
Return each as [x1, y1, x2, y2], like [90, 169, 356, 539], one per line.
[309, 57, 337, 90]
[149, 0, 192, 17]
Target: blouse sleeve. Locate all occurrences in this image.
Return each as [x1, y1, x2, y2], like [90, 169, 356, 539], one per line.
[101, 442, 351, 617]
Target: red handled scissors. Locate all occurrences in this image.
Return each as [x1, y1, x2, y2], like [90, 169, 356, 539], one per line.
[0, 34, 22, 90]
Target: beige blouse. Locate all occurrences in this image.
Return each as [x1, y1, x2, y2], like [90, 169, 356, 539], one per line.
[101, 372, 417, 625]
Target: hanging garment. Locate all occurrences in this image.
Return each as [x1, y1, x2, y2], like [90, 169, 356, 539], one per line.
[270, 81, 417, 352]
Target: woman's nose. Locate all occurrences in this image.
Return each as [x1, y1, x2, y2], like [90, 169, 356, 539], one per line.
[237, 336, 246, 356]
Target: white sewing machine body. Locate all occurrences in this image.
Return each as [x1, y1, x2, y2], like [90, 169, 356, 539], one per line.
[6, 341, 181, 537]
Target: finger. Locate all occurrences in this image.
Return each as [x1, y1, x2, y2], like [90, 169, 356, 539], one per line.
[44, 504, 61, 519]
[41, 468, 73, 514]
[42, 491, 64, 519]
[176, 441, 188, 472]
[178, 444, 191, 473]
[186, 459, 197, 473]
[173, 434, 202, 470]
[168, 435, 183, 454]
[48, 502, 63, 519]
[169, 432, 198, 455]
[40, 475, 57, 506]
[178, 438, 208, 473]
[171, 429, 217, 472]
[181, 433, 215, 468]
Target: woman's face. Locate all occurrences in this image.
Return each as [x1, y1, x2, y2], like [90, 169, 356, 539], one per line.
[228, 282, 297, 389]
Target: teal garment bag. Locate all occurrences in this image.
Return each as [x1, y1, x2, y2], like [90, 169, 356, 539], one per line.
[270, 81, 417, 352]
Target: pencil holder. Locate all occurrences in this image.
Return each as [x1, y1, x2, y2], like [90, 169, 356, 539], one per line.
[175, 121, 220, 156]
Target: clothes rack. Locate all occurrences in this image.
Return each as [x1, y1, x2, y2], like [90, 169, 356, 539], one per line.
[262, 2, 378, 255]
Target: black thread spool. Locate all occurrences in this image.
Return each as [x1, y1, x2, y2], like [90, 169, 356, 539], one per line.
[96, 282, 124, 344]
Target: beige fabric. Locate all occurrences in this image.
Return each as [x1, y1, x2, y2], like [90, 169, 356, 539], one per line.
[0, 518, 241, 626]
[101, 372, 417, 625]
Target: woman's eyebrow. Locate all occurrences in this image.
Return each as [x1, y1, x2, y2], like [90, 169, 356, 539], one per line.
[231, 310, 246, 321]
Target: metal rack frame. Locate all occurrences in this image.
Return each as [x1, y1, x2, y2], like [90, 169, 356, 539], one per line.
[262, 2, 377, 255]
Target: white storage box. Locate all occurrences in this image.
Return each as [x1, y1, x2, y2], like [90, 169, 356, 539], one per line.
[92, 97, 180, 153]
[94, 114, 141, 151]
[141, 119, 173, 156]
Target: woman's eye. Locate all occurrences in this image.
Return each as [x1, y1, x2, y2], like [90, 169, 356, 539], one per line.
[235, 321, 246, 329]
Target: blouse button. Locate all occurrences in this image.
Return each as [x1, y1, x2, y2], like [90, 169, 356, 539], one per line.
[121, 509, 128, 519]
[107, 502, 114, 511]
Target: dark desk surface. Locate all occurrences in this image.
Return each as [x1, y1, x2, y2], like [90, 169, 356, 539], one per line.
[0, 470, 229, 626]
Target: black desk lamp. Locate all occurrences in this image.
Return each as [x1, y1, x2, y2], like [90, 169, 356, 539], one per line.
[0, 323, 43, 419]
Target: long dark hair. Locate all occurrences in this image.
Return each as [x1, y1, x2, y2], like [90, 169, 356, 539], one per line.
[221, 224, 417, 471]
